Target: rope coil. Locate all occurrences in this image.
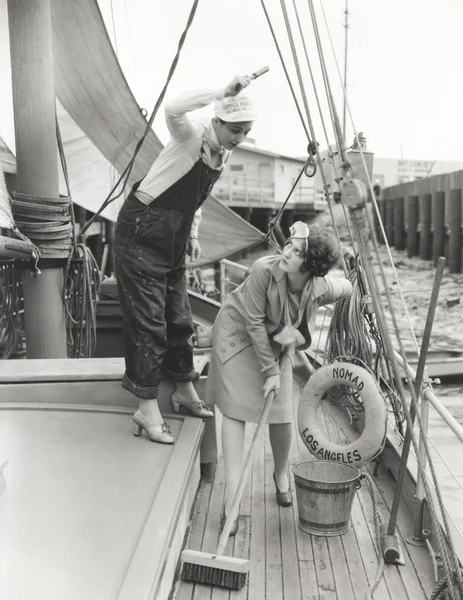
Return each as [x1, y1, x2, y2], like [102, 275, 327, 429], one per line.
[12, 191, 73, 259]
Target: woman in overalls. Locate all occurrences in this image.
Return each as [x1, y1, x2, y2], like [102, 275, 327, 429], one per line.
[114, 75, 255, 445]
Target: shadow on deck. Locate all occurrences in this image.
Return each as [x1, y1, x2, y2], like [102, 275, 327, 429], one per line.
[172, 380, 435, 600]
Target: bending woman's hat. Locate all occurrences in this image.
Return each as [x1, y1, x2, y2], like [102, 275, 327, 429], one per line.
[289, 221, 310, 240]
[289, 220, 309, 252]
[214, 95, 257, 122]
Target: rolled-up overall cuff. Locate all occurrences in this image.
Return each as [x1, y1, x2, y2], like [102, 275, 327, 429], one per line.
[159, 365, 199, 382]
[122, 373, 160, 400]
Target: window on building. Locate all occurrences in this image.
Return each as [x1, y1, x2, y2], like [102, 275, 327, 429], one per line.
[230, 164, 244, 172]
[280, 165, 285, 174]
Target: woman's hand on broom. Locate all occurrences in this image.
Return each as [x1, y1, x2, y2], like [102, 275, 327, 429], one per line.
[263, 374, 280, 399]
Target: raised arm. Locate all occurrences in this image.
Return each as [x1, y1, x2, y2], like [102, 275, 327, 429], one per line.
[165, 75, 252, 142]
[165, 89, 226, 142]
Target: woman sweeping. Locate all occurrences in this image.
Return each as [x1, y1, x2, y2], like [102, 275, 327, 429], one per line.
[205, 222, 352, 535]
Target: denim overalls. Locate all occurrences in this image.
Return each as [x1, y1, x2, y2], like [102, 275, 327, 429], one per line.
[114, 153, 221, 399]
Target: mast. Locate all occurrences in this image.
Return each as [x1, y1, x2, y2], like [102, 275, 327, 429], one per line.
[8, 0, 67, 358]
[342, 0, 349, 141]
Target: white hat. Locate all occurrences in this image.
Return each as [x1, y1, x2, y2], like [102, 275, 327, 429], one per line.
[289, 221, 310, 252]
[289, 221, 310, 240]
[214, 95, 257, 123]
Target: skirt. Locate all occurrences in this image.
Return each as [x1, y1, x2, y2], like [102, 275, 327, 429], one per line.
[205, 342, 295, 424]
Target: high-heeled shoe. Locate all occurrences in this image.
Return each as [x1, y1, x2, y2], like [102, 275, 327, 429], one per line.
[132, 410, 174, 445]
[273, 473, 293, 507]
[171, 391, 213, 418]
[220, 512, 240, 537]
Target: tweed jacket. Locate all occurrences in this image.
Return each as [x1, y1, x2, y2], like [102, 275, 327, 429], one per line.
[212, 255, 352, 378]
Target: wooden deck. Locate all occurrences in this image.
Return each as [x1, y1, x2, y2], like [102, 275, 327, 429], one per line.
[172, 380, 436, 600]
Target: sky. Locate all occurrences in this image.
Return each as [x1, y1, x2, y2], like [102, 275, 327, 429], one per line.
[95, 0, 463, 162]
[0, 0, 462, 164]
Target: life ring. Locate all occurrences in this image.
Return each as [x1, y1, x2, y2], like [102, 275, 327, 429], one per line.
[298, 362, 388, 468]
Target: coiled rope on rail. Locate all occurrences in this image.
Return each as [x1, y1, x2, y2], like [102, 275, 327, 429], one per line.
[54, 108, 101, 358]
[325, 263, 372, 366]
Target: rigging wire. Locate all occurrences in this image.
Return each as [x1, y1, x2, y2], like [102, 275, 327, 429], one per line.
[307, 0, 348, 168]
[317, 0, 421, 357]
[289, 0, 355, 249]
[259, 0, 311, 141]
[260, 0, 349, 274]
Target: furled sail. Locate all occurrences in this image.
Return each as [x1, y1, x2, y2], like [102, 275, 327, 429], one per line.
[0, 143, 14, 230]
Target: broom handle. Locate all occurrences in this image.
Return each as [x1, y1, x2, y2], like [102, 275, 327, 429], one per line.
[216, 388, 276, 554]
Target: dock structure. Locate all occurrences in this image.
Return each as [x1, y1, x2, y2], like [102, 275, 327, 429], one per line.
[379, 170, 463, 274]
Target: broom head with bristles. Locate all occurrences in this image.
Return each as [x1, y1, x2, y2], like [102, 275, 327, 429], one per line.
[181, 549, 251, 590]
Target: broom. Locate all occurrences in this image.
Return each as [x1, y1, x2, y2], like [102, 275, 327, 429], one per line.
[181, 387, 277, 589]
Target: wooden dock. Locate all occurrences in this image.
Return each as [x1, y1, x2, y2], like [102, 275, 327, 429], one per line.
[172, 380, 436, 600]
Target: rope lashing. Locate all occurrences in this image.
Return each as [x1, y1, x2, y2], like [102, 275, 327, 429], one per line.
[11, 191, 73, 260]
[79, 0, 200, 239]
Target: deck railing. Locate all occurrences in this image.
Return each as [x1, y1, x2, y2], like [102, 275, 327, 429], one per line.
[379, 170, 463, 273]
[213, 176, 275, 205]
[213, 175, 316, 207]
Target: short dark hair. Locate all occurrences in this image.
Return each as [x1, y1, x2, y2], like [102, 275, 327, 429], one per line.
[285, 225, 340, 277]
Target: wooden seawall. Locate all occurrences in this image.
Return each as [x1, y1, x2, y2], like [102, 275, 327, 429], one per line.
[378, 170, 463, 273]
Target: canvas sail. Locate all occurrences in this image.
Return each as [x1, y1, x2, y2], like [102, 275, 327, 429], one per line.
[0, 142, 14, 230]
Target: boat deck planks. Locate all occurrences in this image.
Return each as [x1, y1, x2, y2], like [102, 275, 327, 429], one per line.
[173, 381, 434, 599]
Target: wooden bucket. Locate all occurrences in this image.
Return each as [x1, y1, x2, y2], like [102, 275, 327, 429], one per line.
[292, 460, 363, 536]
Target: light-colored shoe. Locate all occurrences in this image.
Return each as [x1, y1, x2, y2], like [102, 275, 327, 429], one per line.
[171, 391, 213, 418]
[132, 410, 174, 444]
[273, 473, 292, 507]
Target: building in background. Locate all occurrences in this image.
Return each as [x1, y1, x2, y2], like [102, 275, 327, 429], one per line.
[213, 141, 325, 237]
[316, 144, 463, 195]
[371, 158, 463, 188]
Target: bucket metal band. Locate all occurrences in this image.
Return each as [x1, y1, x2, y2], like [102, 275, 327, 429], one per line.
[299, 516, 348, 531]
[295, 478, 351, 495]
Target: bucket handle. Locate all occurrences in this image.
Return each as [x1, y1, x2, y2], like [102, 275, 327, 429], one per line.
[356, 472, 367, 490]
